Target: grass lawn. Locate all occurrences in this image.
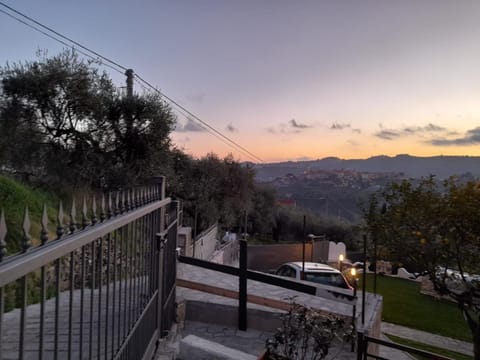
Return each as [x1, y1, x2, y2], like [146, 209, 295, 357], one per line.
[359, 274, 472, 343]
[386, 334, 473, 360]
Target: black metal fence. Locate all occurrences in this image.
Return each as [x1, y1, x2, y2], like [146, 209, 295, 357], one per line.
[0, 178, 178, 360]
[179, 239, 356, 332]
[357, 332, 454, 360]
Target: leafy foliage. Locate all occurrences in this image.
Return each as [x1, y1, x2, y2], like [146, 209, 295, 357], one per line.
[363, 177, 480, 358]
[272, 206, 358, 247]
[0, 50, 175, 190]
[0, 175, 57, 255]
[266, 300, 352, 360]
[174, 153, 259, 233]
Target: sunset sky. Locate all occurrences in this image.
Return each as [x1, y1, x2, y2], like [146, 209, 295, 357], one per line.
[1, 0, 480, 163]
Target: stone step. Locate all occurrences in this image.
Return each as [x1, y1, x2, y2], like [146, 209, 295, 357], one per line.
[179, 335, 257, 360]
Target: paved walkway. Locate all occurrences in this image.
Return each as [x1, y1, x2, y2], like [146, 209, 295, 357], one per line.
[382, 322, 473, 357]
[176, 263, 474, 359]
[176, 263, 380, 359]
[180, 320, 355, 360]
[172, 320, 473, 360]
[1, 280, 150, 360]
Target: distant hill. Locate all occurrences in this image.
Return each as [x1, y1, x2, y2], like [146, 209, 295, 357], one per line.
[253, 155, 480, 181]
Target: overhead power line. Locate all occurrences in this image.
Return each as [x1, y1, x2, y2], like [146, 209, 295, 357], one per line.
[0, 8, 124, 75]
[0, 1, 127, 72]
[0, 1, 264, 163]
[134, 74, 264, 163]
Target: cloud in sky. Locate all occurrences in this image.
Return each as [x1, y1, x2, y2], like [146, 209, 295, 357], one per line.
[266, 119, 312, 134]
[403, 123, 446, 134]
[289, 119, 310, 129]
[226, 123, 238, 133]
[175, 117, 206, 132]
[295, 156, 314, 161]
[430, 127, 480, 146]
[375, 129, 401, 140]
[375, 123, 449, 140]
[330, 122, 351, 130]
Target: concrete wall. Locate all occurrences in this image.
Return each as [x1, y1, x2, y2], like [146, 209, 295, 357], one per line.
[178, 226, 193, 256]
[327, 241, 346, 262]
[192, 224, 218, 260]
[209, 239, 239, 265]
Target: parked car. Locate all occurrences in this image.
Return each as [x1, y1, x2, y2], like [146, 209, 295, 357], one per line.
[275, 262, 353, 290]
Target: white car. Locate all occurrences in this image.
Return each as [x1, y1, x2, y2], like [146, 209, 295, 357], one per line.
[275, 261, 353, 290]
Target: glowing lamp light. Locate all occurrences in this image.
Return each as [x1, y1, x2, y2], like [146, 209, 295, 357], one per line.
[338, 254, 344, 262]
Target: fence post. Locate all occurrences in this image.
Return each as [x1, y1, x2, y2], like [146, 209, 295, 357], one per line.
[238, 239, 247, 331]
[357, 332, 364, 360]
[157, 177, 166, 230]
[156, 233, 166, 337]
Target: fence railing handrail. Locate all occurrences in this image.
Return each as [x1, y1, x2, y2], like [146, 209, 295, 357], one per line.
[358, 332, 454, 360]
[178, 255, 355, 305]
[0, 197, 171, 287]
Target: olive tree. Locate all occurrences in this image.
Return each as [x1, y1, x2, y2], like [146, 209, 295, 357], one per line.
[0, 50, 175, 190]
[363, 176, 480, 358]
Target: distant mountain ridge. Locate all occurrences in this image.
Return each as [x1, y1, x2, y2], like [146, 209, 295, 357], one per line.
[253, 154, 480, 181]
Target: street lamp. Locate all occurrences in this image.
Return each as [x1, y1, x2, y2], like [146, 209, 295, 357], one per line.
[307, 234, 315, 262]
[302, 216, 306, 280]
[350, 267, 358, 352]
[338, 253, 344, 271]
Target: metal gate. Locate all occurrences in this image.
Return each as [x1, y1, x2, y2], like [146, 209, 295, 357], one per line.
[0, 178, 178, 360]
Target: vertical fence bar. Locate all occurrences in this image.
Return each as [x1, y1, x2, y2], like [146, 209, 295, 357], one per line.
[39, 205, 49, 360]
[0, 287, 3, 360]
[105, 234, 111, 359]
[357, 332, 364, 360]
[68, 252, 74, 360]
[156, 233, 165, 337]
[55, 202, 64, 360]
[19, 207, 32, 360]
[88, 241, 96, 359]
[238, 239, 247, 331]
[119, 227, 124, 343]
[149, 214, 155, 298]
[0, 210, 5, 360]
[141, 213, 147, 307]
[18, 276, 27, 360]
[97, 238, 103, 360]
[112, 231, 117, 357]
[54, 259, 60, 360]
[123, 225, 128, 341]
[79, 246, 86, 360]
[132, 218, 138, 323]
[128, 222, 134, 330]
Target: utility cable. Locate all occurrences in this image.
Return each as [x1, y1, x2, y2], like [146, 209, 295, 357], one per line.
[133, 77, 257, 159]
[0, 1, 127, 72]
[135, 74, 265, 163]
[0, 8, 124, 75]
[0, 1, 264, 163]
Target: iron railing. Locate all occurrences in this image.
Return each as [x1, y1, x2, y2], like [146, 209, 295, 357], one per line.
[0, 178, 178, 360]
[357, 332, 454, 360]
[179, 239, 356, 332]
